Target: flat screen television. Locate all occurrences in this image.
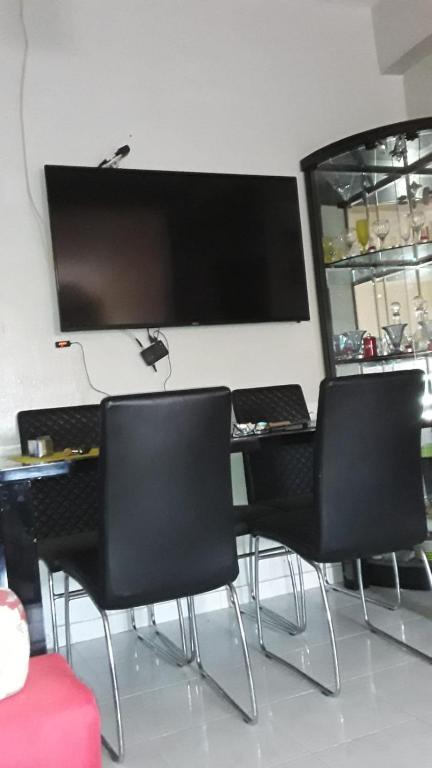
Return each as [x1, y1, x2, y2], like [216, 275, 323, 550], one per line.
[45, 165, 310, 331]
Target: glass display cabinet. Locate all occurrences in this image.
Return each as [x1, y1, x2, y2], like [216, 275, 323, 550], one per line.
[301, 118, 432, 588]
[302, 118, 432, 400]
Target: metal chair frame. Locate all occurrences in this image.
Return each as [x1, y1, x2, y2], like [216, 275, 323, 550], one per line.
[323, 554, 402, 611]
[64, 580, 257, 762]
[356, 551, 432, 663]
[253, 537, 341, 698]
[188, 584, 257, 724]
[238, 538, 306, 635]
[130, 601, 193, 666]
[48, 570, 190, 666]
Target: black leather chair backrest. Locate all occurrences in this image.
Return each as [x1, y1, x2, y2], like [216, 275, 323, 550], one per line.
[17, 405, 100, 539]
[232, 385, 313, 500]
[98, 388, 238, 608]
[18, 405, 100, 453]
[314, 371, 426, 561]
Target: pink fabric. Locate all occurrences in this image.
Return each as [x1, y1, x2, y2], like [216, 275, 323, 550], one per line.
[0, 653, 101, 768]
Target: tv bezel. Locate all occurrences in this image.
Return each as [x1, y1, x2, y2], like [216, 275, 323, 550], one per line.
[45, 164, 310, 331]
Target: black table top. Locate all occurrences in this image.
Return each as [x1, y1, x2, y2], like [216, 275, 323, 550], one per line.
[0, 423, 316, 484]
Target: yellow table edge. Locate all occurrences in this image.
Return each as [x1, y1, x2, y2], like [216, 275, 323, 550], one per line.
[9, 447, 99, 465]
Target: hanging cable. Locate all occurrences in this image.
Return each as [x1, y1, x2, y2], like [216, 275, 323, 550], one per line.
[153, 329, 173, 391]
[18, 0, 48, 255]
[71, 341, 111, 398]
[122, 329, 144, 350]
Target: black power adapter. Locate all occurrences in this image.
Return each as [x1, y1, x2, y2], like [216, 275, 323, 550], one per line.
[140, 338, 168, 367]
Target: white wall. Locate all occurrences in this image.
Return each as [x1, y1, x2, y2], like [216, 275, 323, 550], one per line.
[2, 0, 406, 644]
[372, 0, 432, 74]
[404, 53, 432, 118]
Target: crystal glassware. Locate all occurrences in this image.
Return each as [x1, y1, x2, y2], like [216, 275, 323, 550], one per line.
[383, 323, 407, 353]
[390, 301, 401, 322]
[344, 330, 366, 358]
[322, 236, 336, 264]
[333, 333, 348, 359]
[343, 228, 356, 254]
[400, 213, 411, 245]
[355, 219, 369, 253]
[411, 210, 425, 243]
[372, 218, 390, 249]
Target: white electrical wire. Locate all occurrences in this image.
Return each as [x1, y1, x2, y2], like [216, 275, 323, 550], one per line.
[72, 341, 111, 398]
[154, 329, 173, 391]
[18, 0, 48, 252]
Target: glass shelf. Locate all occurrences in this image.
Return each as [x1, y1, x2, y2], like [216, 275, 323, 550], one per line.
[301, 119, 432, 378]
[324, 240, 432, 270]
[335, 349, 432, 366]
[316, 129, 432, 174]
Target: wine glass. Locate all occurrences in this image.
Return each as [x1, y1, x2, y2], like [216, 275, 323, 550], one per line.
[355, 219, 369, 253]
[372, 219, 390, 249]
[400, 213, 411, 245]
[411, 210, 425, 243]
[343, 228, 356, 255]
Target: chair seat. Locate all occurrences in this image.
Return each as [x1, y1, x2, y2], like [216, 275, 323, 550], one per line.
[249, 494, 321, 560]
[234, 503, 279, 536]
[38, 531, 98, 573]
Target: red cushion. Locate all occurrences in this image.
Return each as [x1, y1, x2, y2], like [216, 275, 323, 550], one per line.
[0, 653, 101, 768]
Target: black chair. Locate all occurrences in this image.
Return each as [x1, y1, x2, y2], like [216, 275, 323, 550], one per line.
[249, 370, 430, 697]
[56, 388, 257, 762]
[232, 385, 313, 635]
[18, 405, 189, 667]
[17, 405, 100, 652]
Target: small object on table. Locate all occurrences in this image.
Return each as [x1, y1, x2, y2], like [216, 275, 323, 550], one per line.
[63, 446, 91, 456]
[232, 423, 255, 437]
[254, 421, 269, 433]
[27, 436, 53, 458]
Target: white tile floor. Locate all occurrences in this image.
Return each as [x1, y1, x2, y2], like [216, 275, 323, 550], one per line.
[67, 586, 432, 768]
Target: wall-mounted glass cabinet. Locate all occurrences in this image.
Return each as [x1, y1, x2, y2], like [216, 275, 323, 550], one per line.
[302, 119, 432, 589]
[301, 118, 432, 417]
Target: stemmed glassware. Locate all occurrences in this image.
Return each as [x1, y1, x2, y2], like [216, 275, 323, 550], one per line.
[355, 219, 369, 253]
[383, 301, 407, 353]
[410, 210, 425, 243]
[400, 213, 411, 245]
[372, 219, 390, 249]
[344, 228, 356, 255]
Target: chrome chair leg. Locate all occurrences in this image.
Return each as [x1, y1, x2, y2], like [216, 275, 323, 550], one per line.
[130, 599, 192, 666]
[254, 537, 340, 697]
[188, 588, 257, 723]
[248, 535, 256, 600]
[99, 608, 125, 763]
[242, 546, 306, 635]
[356, 555, 432, 663]
[48, 570, 59, 653]
[64, 574, 72, 665]
[297, 554, 307, 629]
[324, 553, 401, 611]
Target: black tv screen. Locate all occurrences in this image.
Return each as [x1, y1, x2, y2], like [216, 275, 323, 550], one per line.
[45, 165, 309, 331]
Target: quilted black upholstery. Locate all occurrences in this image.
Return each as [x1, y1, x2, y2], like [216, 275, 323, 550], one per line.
[18, 405, 100, 453]
[232, 385, 313, 501]
[17, 405, 100, 542]
[232, 384, 309, 426]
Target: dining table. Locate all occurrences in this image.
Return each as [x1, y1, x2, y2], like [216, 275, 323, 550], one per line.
[0, 423, 316, 654]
